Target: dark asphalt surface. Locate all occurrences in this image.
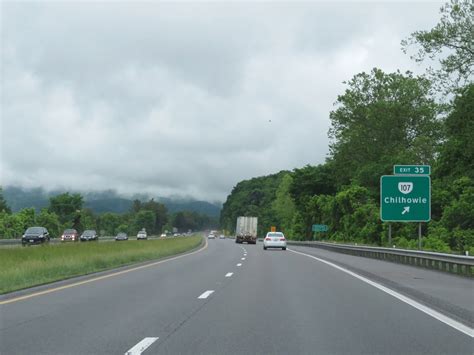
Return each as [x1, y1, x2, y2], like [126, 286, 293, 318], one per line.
[288, 244, 474, 327]
[0, 238, 472, 355]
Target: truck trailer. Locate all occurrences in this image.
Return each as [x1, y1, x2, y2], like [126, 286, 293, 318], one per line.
[235, 216, 258, 244]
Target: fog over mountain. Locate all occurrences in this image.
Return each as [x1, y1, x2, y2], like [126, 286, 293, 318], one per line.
[3, 186, 221, 217]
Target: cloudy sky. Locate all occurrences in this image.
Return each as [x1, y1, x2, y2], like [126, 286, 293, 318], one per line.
[1, 1, 443, 202]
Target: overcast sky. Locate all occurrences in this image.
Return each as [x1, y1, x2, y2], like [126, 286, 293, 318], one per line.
[1, 1, 443, 202]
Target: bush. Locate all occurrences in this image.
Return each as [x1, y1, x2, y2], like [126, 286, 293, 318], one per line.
[422, 236, 451, 253]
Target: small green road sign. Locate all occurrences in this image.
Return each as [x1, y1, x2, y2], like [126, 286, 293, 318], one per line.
[312, 224, 328, 232]
[393, 165, 431, 175]
[380, 175, 431, 222]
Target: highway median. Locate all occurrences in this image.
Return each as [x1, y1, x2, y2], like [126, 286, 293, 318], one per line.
[0, 236, 202, 294]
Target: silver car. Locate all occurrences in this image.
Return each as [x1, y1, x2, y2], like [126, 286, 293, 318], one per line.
[263, 232, 287, 250]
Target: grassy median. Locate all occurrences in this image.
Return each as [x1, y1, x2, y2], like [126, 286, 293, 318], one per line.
[0, 236, 202, 294]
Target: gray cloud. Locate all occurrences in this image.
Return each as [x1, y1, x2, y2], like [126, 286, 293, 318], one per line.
[1, 1, 443, 201]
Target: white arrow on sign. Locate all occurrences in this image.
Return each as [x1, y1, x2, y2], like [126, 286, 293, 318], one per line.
[402, 206, 410, 215]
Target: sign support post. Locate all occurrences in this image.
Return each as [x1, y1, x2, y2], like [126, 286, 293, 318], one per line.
[418, 223, 422, 249]
[388, 224, 392, 246]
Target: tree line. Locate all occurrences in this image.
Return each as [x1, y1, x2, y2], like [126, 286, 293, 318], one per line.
[0, 190, 217, 238]
[220, 1, 473, 254]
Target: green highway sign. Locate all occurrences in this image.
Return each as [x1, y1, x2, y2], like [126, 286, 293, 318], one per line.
[393, 165, 431, 175]
[380, 175, 431, 222]
[312, 224, 328, 232]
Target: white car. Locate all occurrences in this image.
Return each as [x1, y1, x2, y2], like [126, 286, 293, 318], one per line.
[263, 232, 287, 250]
[160, 233, 167, 238]
[137, 231, 147, 240]
[207, 234, 216, 239]
[219, 235, 225, 239]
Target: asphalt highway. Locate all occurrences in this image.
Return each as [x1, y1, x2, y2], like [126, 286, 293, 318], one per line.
[0, 238, 473, 354]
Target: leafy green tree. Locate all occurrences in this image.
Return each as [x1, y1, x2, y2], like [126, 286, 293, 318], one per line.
[272, 174, 296, 235]
[77, 208, 97, 232]
[402, 0, 473, 92]
[17, 208, 36, 230]
[98, 212, 121, 236]
[288, 211, 306, 240]
[0, 212, 23, 238]
[220, 171, 288, 236]
[0, 187, 11, 214]
[0, 208, 36, 238]
[289, 164, 336, 212]
[436, 84, 474, 179]
[441, 179, 474, 230]
[321, 186, 382, 244]
[116, 224, 129, 234]
[48, 193, 83, 225]
[328, 68, 441, 191]
[36, 209, 61, 237]
[131, 210, 156, 235]
[141, 199, 168, 234]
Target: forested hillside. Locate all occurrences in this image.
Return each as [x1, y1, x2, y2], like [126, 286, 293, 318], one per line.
[220, 1, 473, 254]
[0, 190, 218, 238]
[2, 187, 221, 217]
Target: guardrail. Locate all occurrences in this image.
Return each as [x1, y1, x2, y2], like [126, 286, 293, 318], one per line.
[287, 241, 474, 277]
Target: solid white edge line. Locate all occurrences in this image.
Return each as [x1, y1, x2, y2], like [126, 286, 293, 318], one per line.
[288, 248, 474, 338]
[125, 337, 159, 355]
[237, 263, 242, 266]
[198, 290, 215, 299]
[225, 272, 233, 277]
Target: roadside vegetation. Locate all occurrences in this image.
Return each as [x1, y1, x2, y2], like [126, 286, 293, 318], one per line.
[220, 1, 473, 255]
[0, 236, 202, 294]
[0, 189, 216, 239]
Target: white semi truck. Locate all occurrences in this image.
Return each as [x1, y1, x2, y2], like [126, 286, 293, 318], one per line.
[235, 216, 258, 244]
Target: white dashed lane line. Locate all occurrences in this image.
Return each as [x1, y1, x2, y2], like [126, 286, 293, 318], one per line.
[125, 337, 159, 355]
[225, 272, 233, 277]
[237, 263, 242, 267]
[241, 258, 246, 260]
[198, 290, 215, 299]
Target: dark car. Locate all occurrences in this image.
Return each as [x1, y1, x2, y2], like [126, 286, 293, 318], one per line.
[61, 229, 79, 242]
[80, 229, 98, 241]
[115, 232, 128, 241]
[22, 227, 50, 246]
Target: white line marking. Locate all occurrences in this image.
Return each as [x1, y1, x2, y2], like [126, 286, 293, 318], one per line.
[241, 257, 246, 260]
[198, 290, 214, 299]
[288, 248, 474, 338]
[225, 272, 233, 277]
[125, 337, 159, 355]
[237, 263, 242, 266]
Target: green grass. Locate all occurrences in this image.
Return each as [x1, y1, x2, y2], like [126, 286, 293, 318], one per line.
[0, 236, 202, 294]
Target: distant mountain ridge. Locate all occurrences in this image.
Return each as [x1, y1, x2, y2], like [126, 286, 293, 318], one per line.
[3, 186, 221, 217]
